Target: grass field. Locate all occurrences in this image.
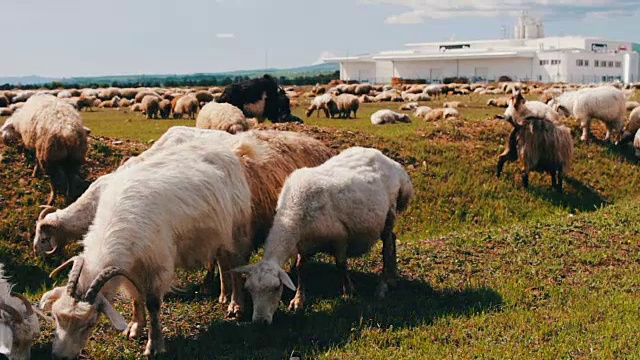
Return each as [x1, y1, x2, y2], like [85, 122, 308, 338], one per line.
[1, 93, 639, 359]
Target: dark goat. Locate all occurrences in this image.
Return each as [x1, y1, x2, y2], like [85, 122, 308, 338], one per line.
[217, 75, 301, 123]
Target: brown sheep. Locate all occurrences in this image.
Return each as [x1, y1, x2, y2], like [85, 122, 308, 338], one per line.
[332, 94, 360, 119]
[195, 90, 215, 104]
[173, 95, 199, 119]
[487, 97, 510, 108]
[159, 99, 172, 119]
[142, 95, 160, 119]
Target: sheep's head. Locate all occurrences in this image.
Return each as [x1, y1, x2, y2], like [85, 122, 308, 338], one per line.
[399, 114, 411, 123]
[0, 121, 19, 145]
[233, 261, 295, 325]
[40, 258, 131, 360]
[0, 292, 44, 360]
[33, 206, 62, 257]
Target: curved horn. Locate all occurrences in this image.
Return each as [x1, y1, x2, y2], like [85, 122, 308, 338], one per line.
[45, 244, 58, 255]
[10, 292, 34, 316]
[38, 205, 57, 221]
[49, 256, 78, 279]
[84, 267, 141, 304]
[0, 302, 22, 323]
[66, 257, 85, 298]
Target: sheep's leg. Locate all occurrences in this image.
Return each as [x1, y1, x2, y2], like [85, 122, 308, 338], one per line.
[551, 171, 557, 190]
[288, 254, 306, 312]
[217, 251, 245, 319]
[143, 294, 165, 357]
[125, 297, 146, 339]
[31, 162, 39, 178]
[217, 260, 230, 304]
[497, 128, 519, 178]
[335, 248, 355, 298]
[580, 118, 591, 142]
[556, 168, 564, 192]
[199, 258, 219, 296]
[377, 211, 399, 298]
[521, 170, 529, 188]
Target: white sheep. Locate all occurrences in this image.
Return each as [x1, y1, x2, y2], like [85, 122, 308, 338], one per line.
[423, 84, 442, 98]
[634, 129, 640, 157]
[549, 86, 625, 142]
[620, 107, 640, 144]
[332, 94, 360, 119]
[305, 94, 336, 118]
[40, 139, 256, 358]
[371, 109, 411, 125]
[399, 102, 419, 111]
[234, 147, 413, 324]
[173, 94, 199, 119]
[196, 102, 250, 134]
[0, 94, 89, 204]
[0, 264, 46, 360]
[413, 106, 432, 117]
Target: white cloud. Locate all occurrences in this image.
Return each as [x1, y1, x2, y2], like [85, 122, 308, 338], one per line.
[361, 0, 637, 23]
[216, 33, 235, 39]
[313, 51, 337, 65]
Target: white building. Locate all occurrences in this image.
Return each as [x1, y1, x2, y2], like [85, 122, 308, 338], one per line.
[325, 12, 640, 84]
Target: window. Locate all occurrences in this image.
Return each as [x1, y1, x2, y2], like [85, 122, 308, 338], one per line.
[576, 59, 584, 66]
[594, 60, 600, 67]
[584, 60, 589, 67]
[539, 60, 549, 65]
[608, 61, 614, 67]
[615, 61, 622, 68]
[602, 61, 608, 68]
[602, 76, 607, 81]
[551, 59, 561, 65]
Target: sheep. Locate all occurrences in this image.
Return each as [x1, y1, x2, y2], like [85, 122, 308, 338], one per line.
[332, 94, 360, 119]
[134, 90, 159, 103]
[98, 88, 121, 101]
[76, 96, 96, 112]
[40, 139, 256, 358]
[496, 114, 573, 191]
[634, 129, 640, 157]
[209, 87, 223, 94]
[196, 102, 250, 134]
[504, 91, 562, 124]
[1, 94, 88, 205]
[423, 84, 442, 98]
[549, 86, 625, 142]
[626, 101, 640, 111]
[354, 84, 372, 95]
[141, 95, 160, 119]
[130, 103, 143, 112]
[217, 74, 295, 122]
[0, 94, 9, 107]
[413, 106, 432, 118]
[158, 99, 171, 119]
[620, 107, 640, 145]
[195, 90, 215, 104]
[305, 94, 336, 118]
[97, 96, 120, 109]
[399, 102, 419, 111]
[443, 101, 467, 109]
[120, 88, 138, 100]
[173, 94, 199, 119]
[0, 108, 12, 116]
[371, 110, 411, 125]
[423, 108, 459, 122]
[118, 98, 132, 108]
[234, 147, 413, 324]
[0, 264, 47, 360]
[487, 97, 510, 108]
[11, 91, 35, 104]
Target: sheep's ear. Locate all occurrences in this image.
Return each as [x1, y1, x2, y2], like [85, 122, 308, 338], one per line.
[0, 323, 13, 356]
[97, 295, 127, 332]
[231, 264, 256, 275]
[278, 269, 296, 292]
[514, 92, 525, 108]
[39, 287, 65, 311]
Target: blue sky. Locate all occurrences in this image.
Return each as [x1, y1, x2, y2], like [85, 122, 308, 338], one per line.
[1, 0, 639, 77]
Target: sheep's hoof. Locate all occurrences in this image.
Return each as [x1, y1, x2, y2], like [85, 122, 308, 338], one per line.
[124, 321, 141, 339]
[218, 293, 228, 304]
[144, 338, 166, 357]
[288, 296, 305, 312]
[225, 309, 242, 320]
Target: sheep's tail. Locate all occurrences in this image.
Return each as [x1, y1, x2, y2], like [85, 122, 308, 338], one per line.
[396, 171, 414, 213]
[231, 136, 269, 163]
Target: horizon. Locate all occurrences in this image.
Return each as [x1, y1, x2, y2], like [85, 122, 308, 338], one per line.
[2, 0, 639, 79]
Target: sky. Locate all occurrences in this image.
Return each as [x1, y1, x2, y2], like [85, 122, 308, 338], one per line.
[1, 0, 639, 78]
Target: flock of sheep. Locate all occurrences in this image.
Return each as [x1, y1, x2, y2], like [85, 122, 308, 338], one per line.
[0, 74, 639, 359]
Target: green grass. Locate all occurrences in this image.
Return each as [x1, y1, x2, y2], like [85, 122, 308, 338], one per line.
[1, 93, 639, 359]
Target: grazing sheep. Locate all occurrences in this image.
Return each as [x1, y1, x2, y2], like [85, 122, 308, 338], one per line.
[97, 88, 121, 101]
[423, 84, 442, 98]
[504, 92, 562, 124]
[496, 114, 573, 191]
[0, 264, 46, 360]
[196, 102, 249, 134]
[76, 96, 96, 112]
[120, 88, 138, 100]
[97, 96, 120, 109]
[305, 94, 336, 118]
[626, 101, 640, 111]
[332, 94, 360, 119]
[413, 106, 432, 118]
[487, 97, 510, 108]
[234, 147, 413, 324]
[371, 110, 411, 125]
[354, 84, 372, 95]
[195, 90, 215, 104]
[399, 102, 419, 111]
[141, 95, 160, 119]
[217, 74, 294, 122]
[1, 95, 88, 204]
[549, 86, 625, 142]
[134, 90, 159, 104]
[423, 108, 459, 122]
[158, 99, 171, 119]
[40, 139, 256, 358]
[443, 101, 467, 109]
[620, 107, 640, 144]
[173, 95, 199, 119]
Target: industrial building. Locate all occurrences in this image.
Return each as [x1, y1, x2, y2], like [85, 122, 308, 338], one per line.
[324, 12, 640, 84]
